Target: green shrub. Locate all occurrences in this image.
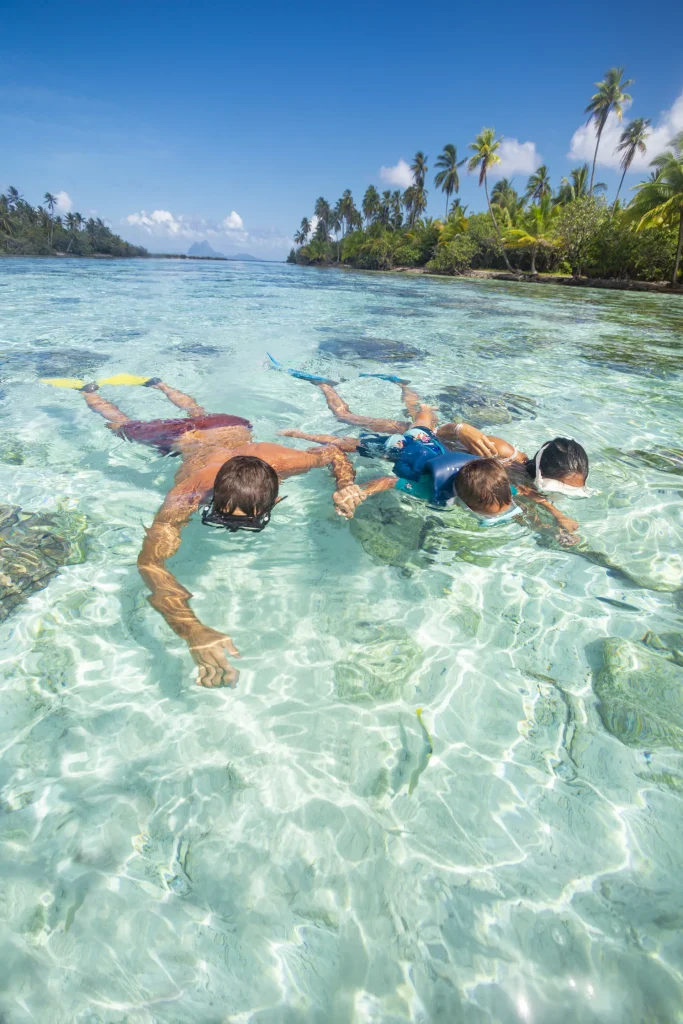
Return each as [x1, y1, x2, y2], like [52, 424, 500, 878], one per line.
[426, 236, 477, 275]
[393, 244, 422, 267]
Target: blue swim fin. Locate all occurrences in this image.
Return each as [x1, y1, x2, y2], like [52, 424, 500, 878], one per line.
[359, 373, 411, 385]
[267, 353, 338, 386]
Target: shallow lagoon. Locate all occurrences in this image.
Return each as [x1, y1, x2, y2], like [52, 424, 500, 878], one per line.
[1, 257, 682, 1022]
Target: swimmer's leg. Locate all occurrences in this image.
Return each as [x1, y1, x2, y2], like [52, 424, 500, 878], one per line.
[280, 429, 360, 452]
[79, 384, 131, 428]
[398, 382, 437, 429]
[143, 379, 207, 417]
[315, 383, 409, 433]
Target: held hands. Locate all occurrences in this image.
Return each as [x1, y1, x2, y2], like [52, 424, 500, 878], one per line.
[455, 424, 499, 458]
[188, 627, 240, 688]
[333, 484, 367, 519]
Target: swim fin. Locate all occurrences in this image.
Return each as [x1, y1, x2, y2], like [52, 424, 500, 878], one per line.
[97, 373, 152, 386]
[267, 353, 338, 386]
[359, 373, 411, 385]
[41, 377, 86, 389]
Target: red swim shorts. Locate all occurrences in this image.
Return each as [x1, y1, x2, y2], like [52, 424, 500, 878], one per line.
[115, 413, 252, 453]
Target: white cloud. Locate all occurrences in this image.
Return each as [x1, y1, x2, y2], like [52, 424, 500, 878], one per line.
[379, 158, 414, 189]
[222, 210, 243, 230]
[124, 208, 247, 242]
[568, 90, 683, 173]
[54, 190, 72, 214]
[488, 139, 542, 178]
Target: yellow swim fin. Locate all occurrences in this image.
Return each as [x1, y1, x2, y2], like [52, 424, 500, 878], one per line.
[97, 373, 151, 386]
[41, 377, 86, 389]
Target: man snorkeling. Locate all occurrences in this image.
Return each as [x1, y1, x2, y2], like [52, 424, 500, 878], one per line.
[43, 374, 365, 688]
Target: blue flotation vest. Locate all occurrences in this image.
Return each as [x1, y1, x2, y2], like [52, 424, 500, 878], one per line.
[391, 430, 478, 506]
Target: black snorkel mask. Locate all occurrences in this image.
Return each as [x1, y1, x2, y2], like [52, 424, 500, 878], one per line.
[200, 497, 286, 534]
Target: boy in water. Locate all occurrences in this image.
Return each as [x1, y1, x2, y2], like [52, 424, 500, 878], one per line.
[50, 377, 365, 688]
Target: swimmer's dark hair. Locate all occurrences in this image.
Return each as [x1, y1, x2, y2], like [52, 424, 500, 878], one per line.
[455, 458, 512, 511]
[525, 437, 589, 483]
[212, 456, 279, 516]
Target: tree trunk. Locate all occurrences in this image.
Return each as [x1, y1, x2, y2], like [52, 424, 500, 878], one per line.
[445, 193, 449, 220]
[589, 123, 603, 196]
[530, 247, 537, 275]
[612, 167, 627, 214]
[485, 173, 515, 273]
[673, 211, 683, 286]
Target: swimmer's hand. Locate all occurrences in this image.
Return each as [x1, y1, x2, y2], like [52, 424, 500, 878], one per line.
[333, 484, 366, 519]
[188, 628, 240, 688]
[455, 424, 499, 458]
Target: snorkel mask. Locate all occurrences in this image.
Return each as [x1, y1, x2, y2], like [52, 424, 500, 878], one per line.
[201, 497, 285, 533]
[533, 443, 597, 498]
[446, 493, 522, 527]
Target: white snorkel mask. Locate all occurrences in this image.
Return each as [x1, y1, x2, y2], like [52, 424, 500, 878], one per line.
[447, 495, 523, 527]
[534, 442, 598, 498]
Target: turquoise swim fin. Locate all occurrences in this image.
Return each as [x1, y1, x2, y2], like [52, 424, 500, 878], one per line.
[267, 353, 338, 386]
[359, 373, 411, 384]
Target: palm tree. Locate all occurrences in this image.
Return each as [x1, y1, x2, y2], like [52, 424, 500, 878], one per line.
[557, 164, 606, 204]
[467, 128, 515, 273]
[376, 190, 392, 229]
[313, 197, 332, 237]
[613, 118, 651, 210]
[628, 132, 683, 285]
[362, 185, 381, 227]
[411, 151, 428, 188]
[449, 197, 467, 218]
[407, 151, 428, 227]
[44, 192, 57, 246]
[524, 165, 552, 203]
[390, 191, 403, 230]
[434, 144, 466, 219]
[0, 196, 15, 236]
[505, 196, 559, 275]
[585, 67, 633, 195]
[329, 204, 343, 261]
[74, 212, 84, 231]
[6, 186, 23, 209]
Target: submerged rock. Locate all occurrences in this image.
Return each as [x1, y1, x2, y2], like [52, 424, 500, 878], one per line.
[318, 335, 423, 363]
[167, 342, 222, 357]
[0, 346, 109, 382]
[580, 337, 683, 378]
[0, 504, 87, 622]
[593, 637, 683, 751]
[434, 384, 538, 427]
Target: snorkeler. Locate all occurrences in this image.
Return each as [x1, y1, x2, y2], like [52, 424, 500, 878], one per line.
[273, 364, 584, 535]
[43, 374, 365, 689]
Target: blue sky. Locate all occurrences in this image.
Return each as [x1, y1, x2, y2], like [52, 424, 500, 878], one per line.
[3, 1, 682, 259]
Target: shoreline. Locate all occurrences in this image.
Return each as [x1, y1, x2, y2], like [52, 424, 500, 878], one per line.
[318, 263, 683, 295]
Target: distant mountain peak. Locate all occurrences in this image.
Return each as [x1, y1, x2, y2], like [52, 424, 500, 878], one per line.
[188, 240, 224, 258]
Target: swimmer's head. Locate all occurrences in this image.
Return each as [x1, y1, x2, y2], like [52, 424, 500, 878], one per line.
[204, 456, 280, 531]
[455, 458, 512, 517]
[526, 437, 589, 492]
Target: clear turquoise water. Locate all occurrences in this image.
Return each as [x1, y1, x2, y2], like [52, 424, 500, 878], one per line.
[1, 257, 683, 1023]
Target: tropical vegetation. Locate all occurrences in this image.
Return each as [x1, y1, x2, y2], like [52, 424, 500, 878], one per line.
[0, 187, 147, 258]
[288, 69, 682, 286]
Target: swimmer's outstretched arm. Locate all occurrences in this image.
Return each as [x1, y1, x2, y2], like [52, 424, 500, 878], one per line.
[437, 421, 528, 463]
[137, 487, 240, 689]
[514, 484, 579, 540]
[279, 429, 360, 451]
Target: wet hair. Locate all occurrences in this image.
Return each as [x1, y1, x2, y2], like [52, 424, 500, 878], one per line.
[525, 437, 589, 484]
[212, 456, 279, 516]
[455, 458, 512, 511]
